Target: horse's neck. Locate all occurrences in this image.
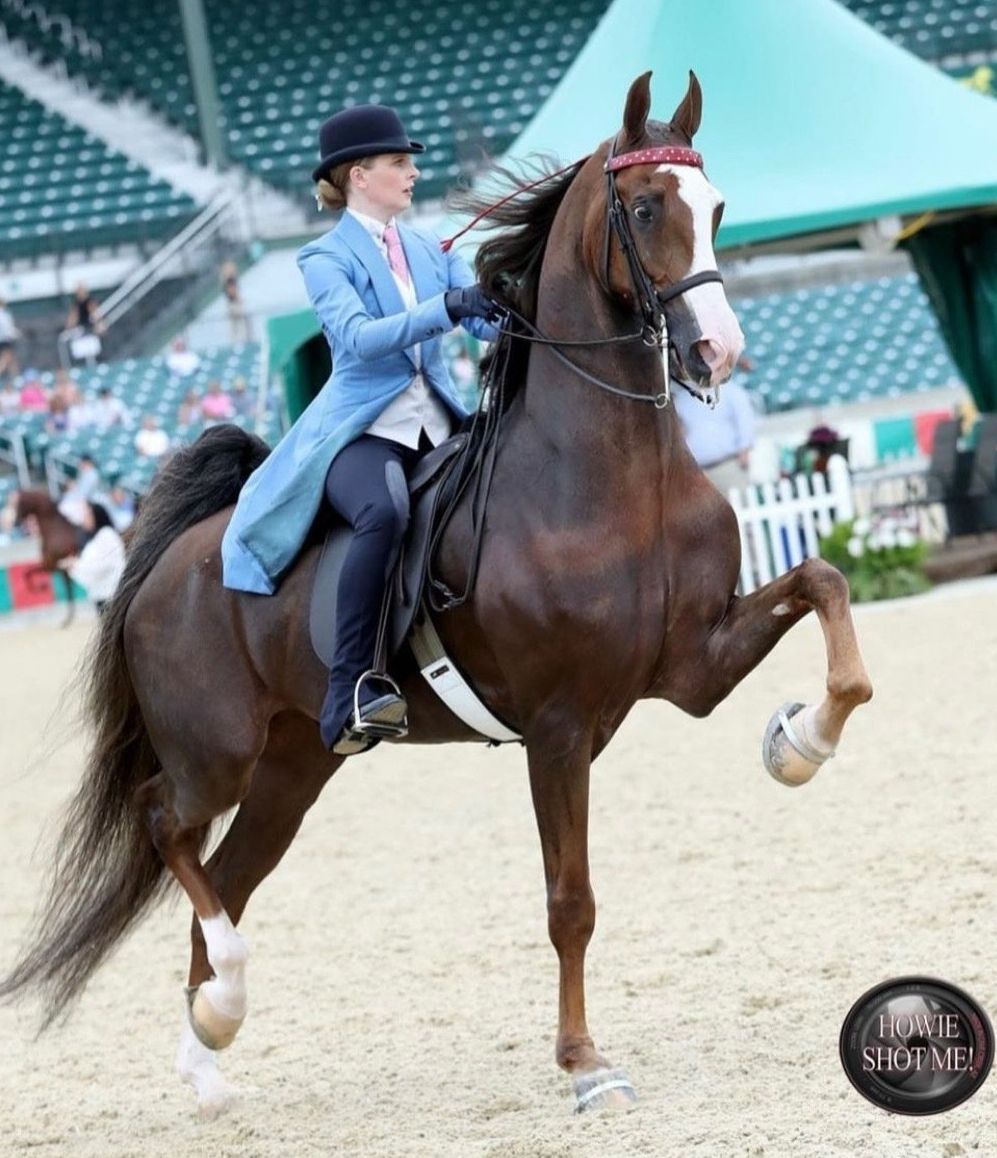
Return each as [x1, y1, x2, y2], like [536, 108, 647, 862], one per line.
[519, 258, 679, 466]
[36, 504, 70, 534]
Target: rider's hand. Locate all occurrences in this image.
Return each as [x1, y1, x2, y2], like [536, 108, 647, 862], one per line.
[444, 284, 504, 324]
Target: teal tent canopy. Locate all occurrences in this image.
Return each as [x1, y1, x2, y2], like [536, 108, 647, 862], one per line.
[458, 0, 997, 408]
[504, 0, 997, 251]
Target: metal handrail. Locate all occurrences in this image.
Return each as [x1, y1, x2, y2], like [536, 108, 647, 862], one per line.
[99, 190, 238, 330]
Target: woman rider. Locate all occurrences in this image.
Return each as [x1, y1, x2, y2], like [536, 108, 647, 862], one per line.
[220, 105, 502, 754]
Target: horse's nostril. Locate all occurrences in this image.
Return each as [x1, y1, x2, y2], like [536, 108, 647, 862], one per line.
[693, 337, 726, 372]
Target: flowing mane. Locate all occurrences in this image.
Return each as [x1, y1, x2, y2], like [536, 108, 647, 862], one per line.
[447, 155, 587, 322]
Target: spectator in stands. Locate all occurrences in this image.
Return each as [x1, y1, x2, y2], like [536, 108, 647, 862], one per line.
[223, 101, 501, 754]
[201, 379, 235, 422]
[220, 261, 252, 344]
[18, 369, 48, 412]
[0, 297, 21, 382]
[106, 484, 136, 532]
[231, 376, 254, 418]
[799, 423, 844, 476]
[135, 414, 171, 459]
[177, 388, 202, 427]
[671, 355, 757, 495]
[65, 283, 105, 364]
[0, 377, 19, 417]
[58, 454, 102, 528]
[92, 385, 132, 431]
[58, 500, 125, 612]
[167, 338, 200, 379]
[48, 368, 87, 433]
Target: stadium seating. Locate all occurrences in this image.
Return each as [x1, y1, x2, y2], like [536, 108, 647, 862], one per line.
[0, 79, 197, 259]
[0, 343, 268, 493]
[6, 0, 612, 202]
[839, 0, 997, 62]
[733, 273, 961, 413]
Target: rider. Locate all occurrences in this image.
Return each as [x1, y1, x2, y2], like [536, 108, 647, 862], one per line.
[221, 104, 502, 755]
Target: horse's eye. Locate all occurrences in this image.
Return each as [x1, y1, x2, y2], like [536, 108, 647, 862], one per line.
[633, 204, 652, 223]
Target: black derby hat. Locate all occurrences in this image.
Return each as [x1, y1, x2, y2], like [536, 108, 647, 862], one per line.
[312, 104, 425, 182]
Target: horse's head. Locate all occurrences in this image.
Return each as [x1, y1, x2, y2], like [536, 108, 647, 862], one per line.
[595, 71, 744, 390]
[9, 488, 50, 529]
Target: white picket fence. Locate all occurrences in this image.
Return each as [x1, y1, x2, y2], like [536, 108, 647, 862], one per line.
[727, 454, 854, 594]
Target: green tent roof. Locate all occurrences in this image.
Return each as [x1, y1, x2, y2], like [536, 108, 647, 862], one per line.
[503, 0, 997, 249]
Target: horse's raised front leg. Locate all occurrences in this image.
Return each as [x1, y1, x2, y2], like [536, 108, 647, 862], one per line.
[667, 557, 873, 786]
[176, 712, 341, 1117]
[527, 729, 637, 1113]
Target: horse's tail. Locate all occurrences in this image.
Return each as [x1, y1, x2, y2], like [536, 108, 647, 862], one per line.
[0, 424, 270, 1027]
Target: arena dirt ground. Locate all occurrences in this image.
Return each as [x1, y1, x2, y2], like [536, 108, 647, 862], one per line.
[2, 579, 996, 1157]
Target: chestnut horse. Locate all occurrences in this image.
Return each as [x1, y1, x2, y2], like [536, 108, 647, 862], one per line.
[1, 73, 871, 1117]
[8, 488, 82, 624]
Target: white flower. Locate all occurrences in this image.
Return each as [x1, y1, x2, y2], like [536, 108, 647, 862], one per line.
[852, 517, 872, 537]
[896, 528, 917, 548]
[876, 527, 897, 550]
[847, 536, 865, 558]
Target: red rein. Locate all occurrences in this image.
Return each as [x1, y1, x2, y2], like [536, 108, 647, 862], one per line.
[438, 145, 704, 253]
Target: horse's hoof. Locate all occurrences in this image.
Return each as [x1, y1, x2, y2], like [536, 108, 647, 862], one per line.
[186, 984, 245, 1050]
[762, 701, 834, 787]
[572, 1066, 637, 1113]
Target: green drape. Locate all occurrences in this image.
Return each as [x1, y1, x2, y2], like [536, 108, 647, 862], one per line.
[905, 218, 997, 412]
[265, 309, 327, 422]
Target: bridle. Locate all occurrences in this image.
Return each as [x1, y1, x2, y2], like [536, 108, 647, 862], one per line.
[443, 141, 725, 409]
[600, 140, 724, 404]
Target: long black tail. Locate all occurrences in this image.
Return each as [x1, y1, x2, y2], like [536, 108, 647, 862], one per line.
[0, 424, 270, 1027]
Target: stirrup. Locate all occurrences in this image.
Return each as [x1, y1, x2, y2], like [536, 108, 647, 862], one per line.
[351, 670, 408, 738]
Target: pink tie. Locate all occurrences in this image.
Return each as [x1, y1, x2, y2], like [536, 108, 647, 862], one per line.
[383, 223, 411, 283]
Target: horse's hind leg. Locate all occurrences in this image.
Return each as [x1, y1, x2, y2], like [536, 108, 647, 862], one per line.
[668, 557, 873, 785]
[175, 712, 341, 1115]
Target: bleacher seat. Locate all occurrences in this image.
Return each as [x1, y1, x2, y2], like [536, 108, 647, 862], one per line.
[0, 80, 197, 260]
[0, 343, 265, 495]
[839, 0, 997, 63]
[5, 0, 611, 204]
[733, 273, 962, 414]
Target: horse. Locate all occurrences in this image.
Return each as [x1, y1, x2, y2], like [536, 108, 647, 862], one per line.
[7, 487, 83, 625]
[0, 72, 872, 1118]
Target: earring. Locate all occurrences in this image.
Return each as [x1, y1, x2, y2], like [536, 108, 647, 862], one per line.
[315, 192, 323, 212]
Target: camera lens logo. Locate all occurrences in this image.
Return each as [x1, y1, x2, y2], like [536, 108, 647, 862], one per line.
[840, 977, 993, 1115]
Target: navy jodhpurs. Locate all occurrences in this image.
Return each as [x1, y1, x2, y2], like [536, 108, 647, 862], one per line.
[318, 432, 430, 746]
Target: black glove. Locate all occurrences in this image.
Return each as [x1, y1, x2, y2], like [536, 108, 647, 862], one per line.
[444, 284, 503, 323]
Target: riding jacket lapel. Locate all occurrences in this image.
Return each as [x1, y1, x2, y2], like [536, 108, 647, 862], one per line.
[400, 222, 436, 313]
[336, 211, 406, 319]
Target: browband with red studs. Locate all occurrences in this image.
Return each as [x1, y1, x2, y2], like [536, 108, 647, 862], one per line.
[604, 146, 703, 172]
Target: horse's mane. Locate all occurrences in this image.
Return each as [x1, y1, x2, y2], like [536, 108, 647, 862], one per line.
[447, 154, 587, 322]
[447, 155, 587, 408]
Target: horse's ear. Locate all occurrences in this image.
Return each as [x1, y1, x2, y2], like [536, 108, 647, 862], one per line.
[622, 71, 653, 147]
[669, 70, 703, 141]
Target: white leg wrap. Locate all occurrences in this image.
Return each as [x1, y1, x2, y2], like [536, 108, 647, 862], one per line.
[186, 912, 249, 1050]
[198, 912, 249, 1021]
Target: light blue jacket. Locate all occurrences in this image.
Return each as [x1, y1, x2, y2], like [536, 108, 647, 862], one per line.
[221, 212, 497, 595]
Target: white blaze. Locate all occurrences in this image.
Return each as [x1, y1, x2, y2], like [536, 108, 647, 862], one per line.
[656, 163, 745, 383]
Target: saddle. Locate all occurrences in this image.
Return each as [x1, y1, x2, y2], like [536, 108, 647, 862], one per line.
[309, 432, 466, 673]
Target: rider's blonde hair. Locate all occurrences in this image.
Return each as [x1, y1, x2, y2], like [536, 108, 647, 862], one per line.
[315, 156, 377, 212]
